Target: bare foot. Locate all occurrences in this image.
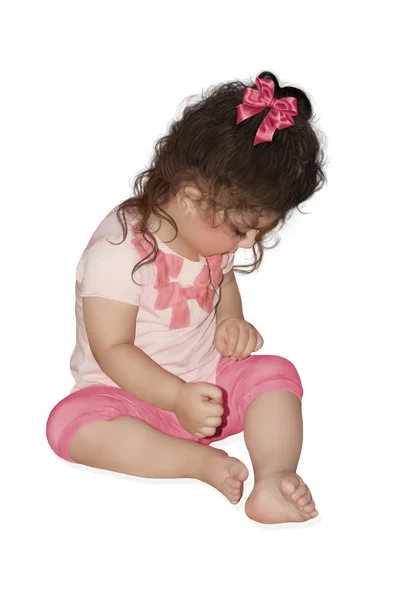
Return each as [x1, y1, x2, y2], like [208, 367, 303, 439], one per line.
[199, 448, 249, 504]
[245, 471, 318, 524]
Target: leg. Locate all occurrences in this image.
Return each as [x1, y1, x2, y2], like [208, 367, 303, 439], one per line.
[69, 417, 248, 504]
[213, 354, 318, 523]
[46, 386, 248, 504]
[244, 390, 318, 524]
[244, 390, 303, 477]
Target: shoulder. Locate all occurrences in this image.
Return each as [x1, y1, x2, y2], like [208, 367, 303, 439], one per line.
[78, 205, 143, 269]
[78, 233, 141, 276]
[75, 228, 148, 300]
[76, 232, 145, 305]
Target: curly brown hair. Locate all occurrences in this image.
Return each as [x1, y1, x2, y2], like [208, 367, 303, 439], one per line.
[112, 70, 327, 284]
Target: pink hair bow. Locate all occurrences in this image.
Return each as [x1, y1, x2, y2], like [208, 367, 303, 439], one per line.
[236, 77, 298, 145]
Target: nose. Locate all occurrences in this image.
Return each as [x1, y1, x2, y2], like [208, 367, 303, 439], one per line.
[238, 233, 257, 249]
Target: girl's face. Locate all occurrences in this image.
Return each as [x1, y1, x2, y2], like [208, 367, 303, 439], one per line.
[209, 209, 280, 254]
[153, 185, 281, 259]
[185, 201, 280, 257]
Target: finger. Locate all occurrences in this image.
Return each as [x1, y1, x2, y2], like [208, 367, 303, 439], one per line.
[203, 416, 222, 427]
[231, 328, 250, 359]
[194, 432, 206, 438]
[213, 326, 227, 354]
[202, 402, 224, 417]
[254, 332, 264, 351]
[201, 395, 224, 410]
[237, 330, 257, 360]
[197, 426, 216, 437]
[225, 321, 240, 356]
[214, 322, 235, 356]
[208, 395, 223, 406]
[201, 385, 223, 404]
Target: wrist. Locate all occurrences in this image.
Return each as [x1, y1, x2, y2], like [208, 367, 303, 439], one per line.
[170, 378, 186, 413]
[216, 315, 244, 327]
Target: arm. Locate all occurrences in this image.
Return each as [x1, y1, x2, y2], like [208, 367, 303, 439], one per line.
[82, 297, 183, 412]
[215, 270, 244, 327]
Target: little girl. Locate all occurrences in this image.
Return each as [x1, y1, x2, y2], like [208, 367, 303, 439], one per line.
[46, 71, 326, 524]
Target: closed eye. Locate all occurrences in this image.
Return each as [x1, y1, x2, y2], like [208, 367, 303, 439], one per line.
[234, 230, 247, 239]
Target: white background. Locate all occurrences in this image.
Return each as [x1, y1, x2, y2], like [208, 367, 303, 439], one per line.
[1, 1, 399, 598]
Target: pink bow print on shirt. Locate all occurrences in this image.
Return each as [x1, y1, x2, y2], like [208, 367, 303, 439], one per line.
[131, 234, 223, 329]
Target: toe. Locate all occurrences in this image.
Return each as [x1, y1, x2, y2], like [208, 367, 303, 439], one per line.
[302, 501, 316, 514]
[280, 474, 301, 496]
[297, 491, 312, 506]
[225, 485, 242, 503]
[226, 475, 242, 489]
[224, 474, 244, 502]
[291, 484, 309, 501]
[228, 461, 249, 482]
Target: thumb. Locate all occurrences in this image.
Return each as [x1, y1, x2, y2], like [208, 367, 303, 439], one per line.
[201, 383, 223, 404]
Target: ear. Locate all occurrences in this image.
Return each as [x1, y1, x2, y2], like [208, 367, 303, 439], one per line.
[179, 184, 203, 216]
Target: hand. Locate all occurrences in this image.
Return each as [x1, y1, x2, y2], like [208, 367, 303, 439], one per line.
[172, 381, 224, 438]
[213, 317, 263, 360]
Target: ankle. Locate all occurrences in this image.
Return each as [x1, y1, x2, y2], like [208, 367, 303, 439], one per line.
[196, 446, 226, 483]
[254, 464, 298, 480]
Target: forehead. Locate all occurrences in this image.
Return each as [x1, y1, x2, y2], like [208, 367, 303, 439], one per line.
[227, 210, 280, 229]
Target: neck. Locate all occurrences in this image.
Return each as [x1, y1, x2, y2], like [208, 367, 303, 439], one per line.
[149, 213, 200, 262]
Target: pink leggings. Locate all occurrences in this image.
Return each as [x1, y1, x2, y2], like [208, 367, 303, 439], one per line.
[46, 354, 303, 463]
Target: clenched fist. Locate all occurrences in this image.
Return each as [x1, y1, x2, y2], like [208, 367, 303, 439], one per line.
[173, 381, 224, 438]
[213, 317, 264, 360]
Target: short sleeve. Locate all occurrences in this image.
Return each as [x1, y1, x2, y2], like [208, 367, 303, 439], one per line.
[221, 252, 236, 275]
[76, 235, 143, 306]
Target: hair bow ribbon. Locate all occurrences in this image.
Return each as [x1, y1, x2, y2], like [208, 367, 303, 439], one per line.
[236, 77, 298, 145]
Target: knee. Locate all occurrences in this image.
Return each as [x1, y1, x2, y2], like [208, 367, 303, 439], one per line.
[46, 397, 79, 460]
[243, 354, 303, 401]
[47, 405, 95, 463]
[46, 388, 124, 461]
[251, 354, 302, 383]
[270, 355, 301, 380]
[46, 401, 66, 458]
[248, 354, 302, 389]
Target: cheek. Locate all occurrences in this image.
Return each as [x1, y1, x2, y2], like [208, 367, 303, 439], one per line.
[191, 217, 235, 251]
[195, 229, 229, 251]
[209, 233, 233, 252]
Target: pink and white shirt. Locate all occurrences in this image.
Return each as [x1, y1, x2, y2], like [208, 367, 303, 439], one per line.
[69, 206, 236, 393]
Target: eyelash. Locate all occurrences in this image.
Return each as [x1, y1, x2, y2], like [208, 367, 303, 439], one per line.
[235, 230, 247, 239]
